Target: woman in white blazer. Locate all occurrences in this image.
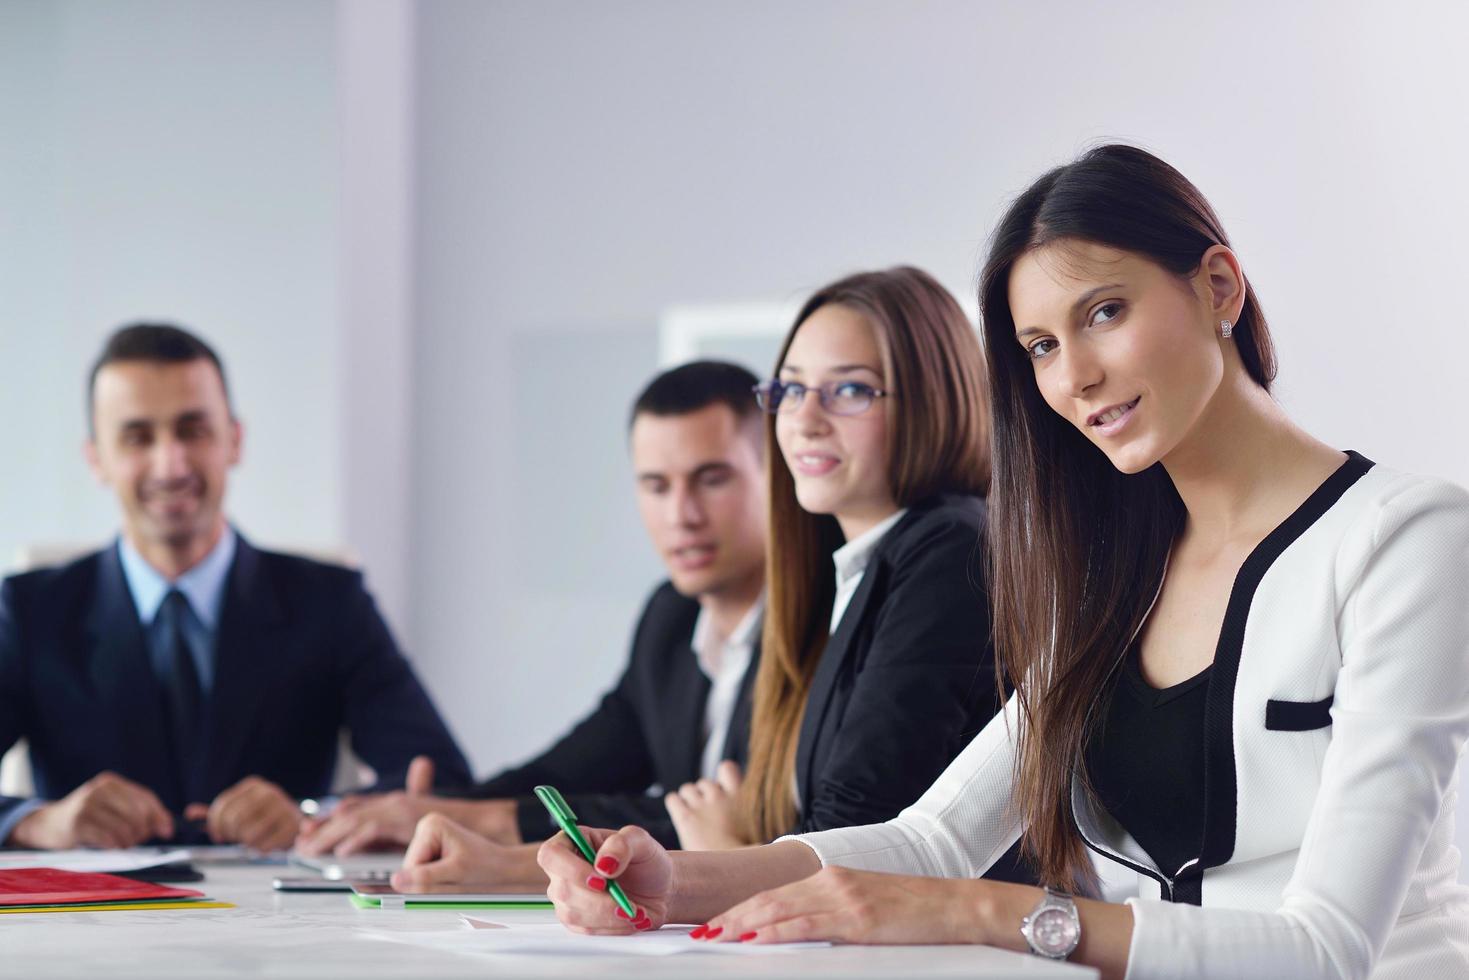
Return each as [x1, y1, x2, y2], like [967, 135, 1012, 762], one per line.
[536, 145, 1469, 980]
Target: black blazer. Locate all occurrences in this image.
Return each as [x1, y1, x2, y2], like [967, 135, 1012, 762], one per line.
[464, 582, 758, 849]
[793, 495, 1029, 880]
[0, 535, 471, 832]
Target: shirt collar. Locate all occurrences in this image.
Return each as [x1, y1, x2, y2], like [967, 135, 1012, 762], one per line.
[691, 592, 766, 677]
[117, 525, 237, 629]
[831, 508, 908, 589]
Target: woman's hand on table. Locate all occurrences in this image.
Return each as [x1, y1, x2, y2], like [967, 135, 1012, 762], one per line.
[694, 866, 1020, 946]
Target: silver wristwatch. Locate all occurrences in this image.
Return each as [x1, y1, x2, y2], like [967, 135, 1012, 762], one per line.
[1020, 887, 1081, 959]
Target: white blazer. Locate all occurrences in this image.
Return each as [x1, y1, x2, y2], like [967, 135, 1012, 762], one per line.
[789, 454, 1469, 980]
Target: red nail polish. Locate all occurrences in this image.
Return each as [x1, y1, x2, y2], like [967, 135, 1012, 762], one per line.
[595, 856, 619, 875]
[635, 919, 653, 931]
[586, 875, 606, 892]
[739, 931, 757, 942]
[689, 925, 709, 939]
[632, 907, 649, 923]
[703, 926, 723, 940]
[615, 906, 632, 920]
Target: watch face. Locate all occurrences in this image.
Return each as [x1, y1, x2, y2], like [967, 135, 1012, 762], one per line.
[1030, 906, 1079, 954]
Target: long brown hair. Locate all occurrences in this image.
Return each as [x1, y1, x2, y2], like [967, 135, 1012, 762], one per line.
[978, 145, 1278, 890]
[739, 266, 992, 842]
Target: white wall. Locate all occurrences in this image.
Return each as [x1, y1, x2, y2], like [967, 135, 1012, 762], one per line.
[0, 0, 343, 567]
[410, 0, 1469, 778]
[0, 0, 423, 637]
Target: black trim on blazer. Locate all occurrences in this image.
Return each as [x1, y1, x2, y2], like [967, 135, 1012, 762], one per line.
[792, 497, 982, 815]
[1265, 695, 1335, 732]
[793, 542, 890, 807]
[1197, 450, 1374, 880]
[1172, 875, 1204, 905]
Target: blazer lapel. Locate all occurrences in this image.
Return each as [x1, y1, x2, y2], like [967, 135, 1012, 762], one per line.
[200, 537, 286, 802]
[84, 547, 182, 809]
[794, 559, 887, 808]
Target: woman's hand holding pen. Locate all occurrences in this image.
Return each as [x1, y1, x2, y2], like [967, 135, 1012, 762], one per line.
[537, 824, 673, 934]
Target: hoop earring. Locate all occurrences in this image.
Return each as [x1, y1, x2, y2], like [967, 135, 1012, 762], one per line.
[1220, 319, 1234, 339]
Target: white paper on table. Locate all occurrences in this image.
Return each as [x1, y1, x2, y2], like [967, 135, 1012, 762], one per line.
[0, 848, 194, 874]
[361, 919, 830, 957]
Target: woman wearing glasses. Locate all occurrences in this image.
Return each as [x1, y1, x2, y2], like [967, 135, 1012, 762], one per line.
[663, 268, 1024, 884]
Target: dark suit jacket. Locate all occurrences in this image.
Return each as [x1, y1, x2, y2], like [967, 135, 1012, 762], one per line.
[461, 582, 758, 849]
[0, 535, 471, 833]
[793, 495, 1031, 881]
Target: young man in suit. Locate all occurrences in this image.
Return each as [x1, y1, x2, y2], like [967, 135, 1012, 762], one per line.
[294, 360, 768, 888]
[0, 323, 470, 851]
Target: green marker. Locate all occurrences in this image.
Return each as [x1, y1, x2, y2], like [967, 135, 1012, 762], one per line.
[534, 785, 638, 920]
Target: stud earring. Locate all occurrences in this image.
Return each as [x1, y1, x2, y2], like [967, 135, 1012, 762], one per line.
[1220, 319, 1233, 339]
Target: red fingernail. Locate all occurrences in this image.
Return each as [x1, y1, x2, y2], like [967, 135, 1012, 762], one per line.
[703, 926, 723, 940]
[615, 907, 632, 920]
[595, 856, 619, 874]
[739, 931, 757, 942]
[689, 925, 709, 939]
[586, 875, 606, 892]
[635, 919, 653, 931]
[633, 907, 649, 924]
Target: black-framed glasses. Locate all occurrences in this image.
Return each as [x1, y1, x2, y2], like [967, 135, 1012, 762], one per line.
[752, 379, 893, 417]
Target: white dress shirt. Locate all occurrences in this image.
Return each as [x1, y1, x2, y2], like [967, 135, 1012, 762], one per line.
[829, 509, 908, 633]
[691, 595, 764, 780]
[117, 525, 237, 694]
[789, 509, 910, 810]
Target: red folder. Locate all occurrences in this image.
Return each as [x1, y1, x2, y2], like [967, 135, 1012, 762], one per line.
[0, 868, 204, 906]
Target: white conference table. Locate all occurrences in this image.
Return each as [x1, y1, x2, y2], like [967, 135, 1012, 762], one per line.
[4, 862, 1098, 979]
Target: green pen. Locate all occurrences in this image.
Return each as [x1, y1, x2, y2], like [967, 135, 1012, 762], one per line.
[534, 785, 638, 920]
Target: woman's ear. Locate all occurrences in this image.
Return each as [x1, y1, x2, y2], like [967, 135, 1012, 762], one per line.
[1199, 244, 1246, 324]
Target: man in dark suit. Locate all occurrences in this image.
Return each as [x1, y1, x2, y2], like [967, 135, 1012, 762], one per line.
[0, 324, 470, 851]
[294, 361, 768, 890]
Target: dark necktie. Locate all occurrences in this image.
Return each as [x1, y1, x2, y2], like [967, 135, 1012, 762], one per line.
[161, 589, 204, 790]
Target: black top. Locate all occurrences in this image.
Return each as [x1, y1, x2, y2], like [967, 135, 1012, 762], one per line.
[459, 582, 758, 849]
[0, 535, 471, 825]
[793, 494, 1033, 884]
[1085, 645, 1211, 878]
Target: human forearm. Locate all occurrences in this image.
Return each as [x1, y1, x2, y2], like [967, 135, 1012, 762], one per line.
[450, 798, 522, 845]
[483, 842, 550, 890]
[969, 882, 1132, 980]
[667, 839, 822, 924]
[1, 799, 48, 847]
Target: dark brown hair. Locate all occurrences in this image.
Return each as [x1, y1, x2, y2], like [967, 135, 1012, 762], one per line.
[978, 144, 1277, 890]
[88, 322, 232, 435]
[628, 359, 761, 431]
[739, 266, 991, 842]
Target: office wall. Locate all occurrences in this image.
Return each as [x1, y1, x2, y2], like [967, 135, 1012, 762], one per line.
[0, 0, 344, 571]
[0, 0, 423, 635]
[411, 0, 1469, 777]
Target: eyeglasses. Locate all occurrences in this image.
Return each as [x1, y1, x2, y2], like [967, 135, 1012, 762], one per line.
[752, 379, 893, 417]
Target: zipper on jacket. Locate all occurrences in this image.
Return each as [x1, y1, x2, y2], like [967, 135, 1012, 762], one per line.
[1077, 828, 1202, 903]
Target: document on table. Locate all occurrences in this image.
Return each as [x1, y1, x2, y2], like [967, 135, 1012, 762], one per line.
[0, 849, 194, 874]
[362, 918, 831, 957]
